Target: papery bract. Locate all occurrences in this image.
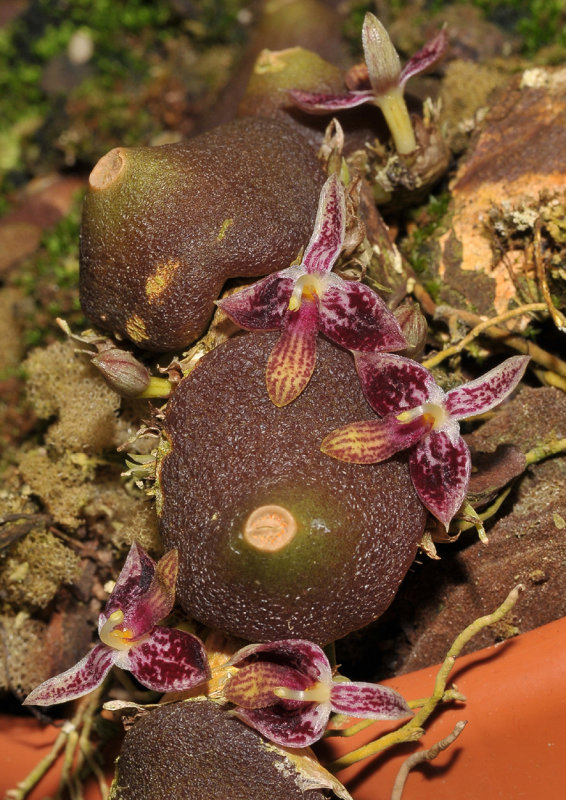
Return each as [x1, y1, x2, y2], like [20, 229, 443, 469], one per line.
[24, 542, 210, 706]
[224, 639, 411, 748]
[216, 173, 405, 406]
[289, 13, 447, 154]
[321, 353, 529, 527]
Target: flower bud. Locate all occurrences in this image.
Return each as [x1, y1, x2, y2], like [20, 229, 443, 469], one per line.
[91, 348, 151, 397]
[394, 300, 428, 360]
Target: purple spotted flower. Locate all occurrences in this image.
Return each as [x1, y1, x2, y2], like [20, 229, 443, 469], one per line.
[224, 639, 411, 748]
[216, 174, 405, 407]
[24, 543, 210, 706]
[321, 353, 529, 528]
[289, 13, 447, 154]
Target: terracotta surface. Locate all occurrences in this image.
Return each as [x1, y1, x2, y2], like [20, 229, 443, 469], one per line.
[320, 615, 566, 799]
[0, 715, 112, 799]
[2, 616, 565, 798]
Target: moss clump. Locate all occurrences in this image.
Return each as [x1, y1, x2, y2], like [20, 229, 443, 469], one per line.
[0, 529, 81, 609]
[84, 489, 161, 555]
[18, 448, 96, 528]
[0, 614, 50, 696]
[24, 338, 121, 452]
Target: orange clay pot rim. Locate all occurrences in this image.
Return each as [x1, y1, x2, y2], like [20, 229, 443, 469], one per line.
[319, 614, 566, 800]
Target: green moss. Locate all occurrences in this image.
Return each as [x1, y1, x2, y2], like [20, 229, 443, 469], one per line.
[402, 191, 451, 276]
[13, 197, 85, 347]
[183, 0, 249, 46]
[0, 0, 249, 194]
[428, 0, 566, 55]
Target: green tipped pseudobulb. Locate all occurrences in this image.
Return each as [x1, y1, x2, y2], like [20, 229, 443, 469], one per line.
[80, 118, 324, 352]
[157, 334, 427, 645]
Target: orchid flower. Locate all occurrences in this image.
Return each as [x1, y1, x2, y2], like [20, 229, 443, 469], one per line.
[321, 353, 529, 528]
[216, 174, 405, 406]
[24, 542, 210, 706]
[224, 639, 411, 748]
[289, 13, 447, 154]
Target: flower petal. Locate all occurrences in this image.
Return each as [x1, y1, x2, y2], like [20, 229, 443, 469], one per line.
[23, 644, 115, 707]
[330, 681, 412, 719]
[103, 541, 156, 619]
[233, 701, 331, 748]
[445, 355, 529, 420]
[301, 174, 346, 275]
[410, 431, 471, 528]
[319, 281, 406, 352]
[123, 548, 179, 636]
[229, 640, 332, 686]
[288, 88, 374, 114]
[355, 352, 441, 416]
[216, 272, 294, 331]
[122, 627, 210, 692]
[266, 301, 318, 406]
[399, 28, 448, 88]
[321, 415, 428, 464]
[225, 662, 309, 709]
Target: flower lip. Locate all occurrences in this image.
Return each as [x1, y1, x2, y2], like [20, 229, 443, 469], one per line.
[243, 505, 297, 553]
[396, 401, 447, 430]
[273, 681, 331, 704]
[287, 273, 325, 311]
[99, 609, 149, 651]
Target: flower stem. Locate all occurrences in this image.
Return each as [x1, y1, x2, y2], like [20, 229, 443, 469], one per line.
[326, 584, 524, 772]
[137, 377, 172, 399]
[376, 88, 416, 155]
